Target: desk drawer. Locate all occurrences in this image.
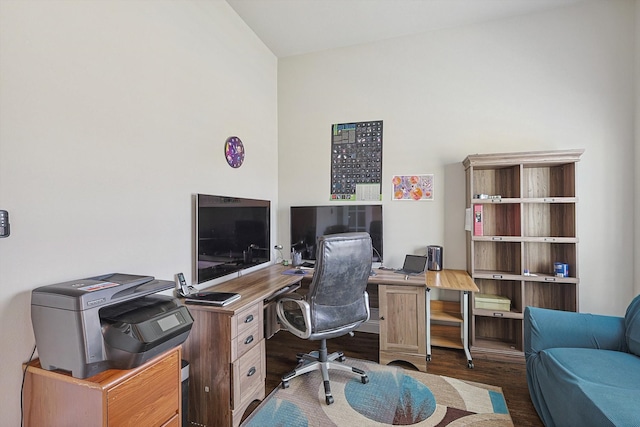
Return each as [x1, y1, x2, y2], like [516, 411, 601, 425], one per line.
[235, 303, 262, 337]
[107, 349, 180, 426]
[232, 342, 265, 410]
[232, 319, 261, 361]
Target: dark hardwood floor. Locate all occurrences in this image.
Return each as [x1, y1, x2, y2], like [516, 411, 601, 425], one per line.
[243, 330, 544, 426]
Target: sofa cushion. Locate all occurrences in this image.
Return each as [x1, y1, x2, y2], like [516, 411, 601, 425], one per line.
[626, 294, 640, 356]
[534, 347, 640, 427]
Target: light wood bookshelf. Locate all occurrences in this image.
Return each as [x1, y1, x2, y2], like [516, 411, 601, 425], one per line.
[463, 149, 583, 361]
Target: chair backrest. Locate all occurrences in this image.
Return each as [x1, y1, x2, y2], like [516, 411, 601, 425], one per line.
[307, 232, 372, 333]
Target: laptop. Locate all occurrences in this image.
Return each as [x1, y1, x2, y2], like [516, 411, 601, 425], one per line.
[184, 291, 241, 307]
[394, 254, 428, 275]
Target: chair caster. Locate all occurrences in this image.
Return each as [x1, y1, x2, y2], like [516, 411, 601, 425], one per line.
[361, 375, 369, 384]
[337, 352, 346, 362]
[427, 355, 431, 362]
[281, 380, 289, 389]
[326, 395, 334, 405]
[467, 361, 474, 369]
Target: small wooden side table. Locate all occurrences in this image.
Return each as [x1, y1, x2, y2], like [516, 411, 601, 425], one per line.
[426, 269, 479, 368]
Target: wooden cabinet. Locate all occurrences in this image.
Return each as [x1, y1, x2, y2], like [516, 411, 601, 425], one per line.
[179, 265, 304, 427]
[24, 347, 181, 427]
[463, 149, 583, 361]
[378, 283, 427, 372]
[182, 301, 266, 427]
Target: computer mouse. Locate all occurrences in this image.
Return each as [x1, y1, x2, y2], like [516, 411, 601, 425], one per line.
[294, 269, 305, 274]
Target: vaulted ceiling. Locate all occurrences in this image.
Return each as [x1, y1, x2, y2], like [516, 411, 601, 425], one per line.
[226, 0, 591, 58]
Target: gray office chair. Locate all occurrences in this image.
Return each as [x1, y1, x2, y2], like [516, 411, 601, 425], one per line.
[276, 232, 372, 405]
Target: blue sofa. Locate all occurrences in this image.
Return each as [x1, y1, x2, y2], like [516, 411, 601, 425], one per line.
[524, 295, 640, 427]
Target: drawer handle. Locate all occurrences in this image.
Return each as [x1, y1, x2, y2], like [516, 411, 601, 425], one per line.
[493, 312, 504, 317]
[544, 237, 557, 242]
[492, 237, 503, 241]
[545, 277, 556, 282]
[244, 314, 254, 323]
[244, 335, 254, 345]
[492, 274, 503, 279]
[247, 367, 256, 377]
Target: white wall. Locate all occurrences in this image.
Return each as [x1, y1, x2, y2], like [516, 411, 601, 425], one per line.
[0, 0, 277, 424]
[278, 0, 636, 312]
[636, 0, 640, 296]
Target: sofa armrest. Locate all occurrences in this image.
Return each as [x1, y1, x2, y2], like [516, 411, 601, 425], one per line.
[524, 306, 627, 360]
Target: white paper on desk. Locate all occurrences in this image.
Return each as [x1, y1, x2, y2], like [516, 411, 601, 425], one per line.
[464, 208, 472, 231]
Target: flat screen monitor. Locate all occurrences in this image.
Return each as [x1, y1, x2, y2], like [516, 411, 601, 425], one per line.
[290, 205, 382, 262]
[196, 194, 270, 284]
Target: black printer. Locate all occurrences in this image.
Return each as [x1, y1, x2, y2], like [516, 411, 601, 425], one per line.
[31, 273, 193, 378]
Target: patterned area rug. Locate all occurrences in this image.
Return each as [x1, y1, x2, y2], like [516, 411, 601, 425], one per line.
[242, 359, 513, 426]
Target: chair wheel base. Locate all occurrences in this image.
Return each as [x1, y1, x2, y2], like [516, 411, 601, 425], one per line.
[280, 339, 369, 404]
[282, 370, 296, 384]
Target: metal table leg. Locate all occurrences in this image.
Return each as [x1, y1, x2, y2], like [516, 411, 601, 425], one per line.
[463, 290, 474, 368]
[426, 287, 431, 362]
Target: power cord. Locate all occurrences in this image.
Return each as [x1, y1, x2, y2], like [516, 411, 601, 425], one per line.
[372, 246, 386, 269]
[177, 285, 198, 297]
[21, 344, 37, 427]
[274, 244, 284, 264]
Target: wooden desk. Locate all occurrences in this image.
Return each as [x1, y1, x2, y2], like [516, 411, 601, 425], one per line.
[181, 264, 303, 427]
[367, 269, 429, 372]
[290, 269, 476, 372]
[181, 266, 476, 427]
[426, 269, 479, 368]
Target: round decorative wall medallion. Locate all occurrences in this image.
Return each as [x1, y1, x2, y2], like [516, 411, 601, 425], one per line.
[224, 136, 245, 168]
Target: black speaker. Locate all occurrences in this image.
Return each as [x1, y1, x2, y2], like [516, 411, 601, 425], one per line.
[427, 245, 443, 271]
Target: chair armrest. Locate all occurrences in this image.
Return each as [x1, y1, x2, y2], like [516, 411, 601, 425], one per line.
[276, 295, 312, 339]
[524, 306, 627, 360]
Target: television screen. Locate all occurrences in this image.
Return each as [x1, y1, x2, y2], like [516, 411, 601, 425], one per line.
[290, 205, 382, 262]
[196, 194, 270, 284]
